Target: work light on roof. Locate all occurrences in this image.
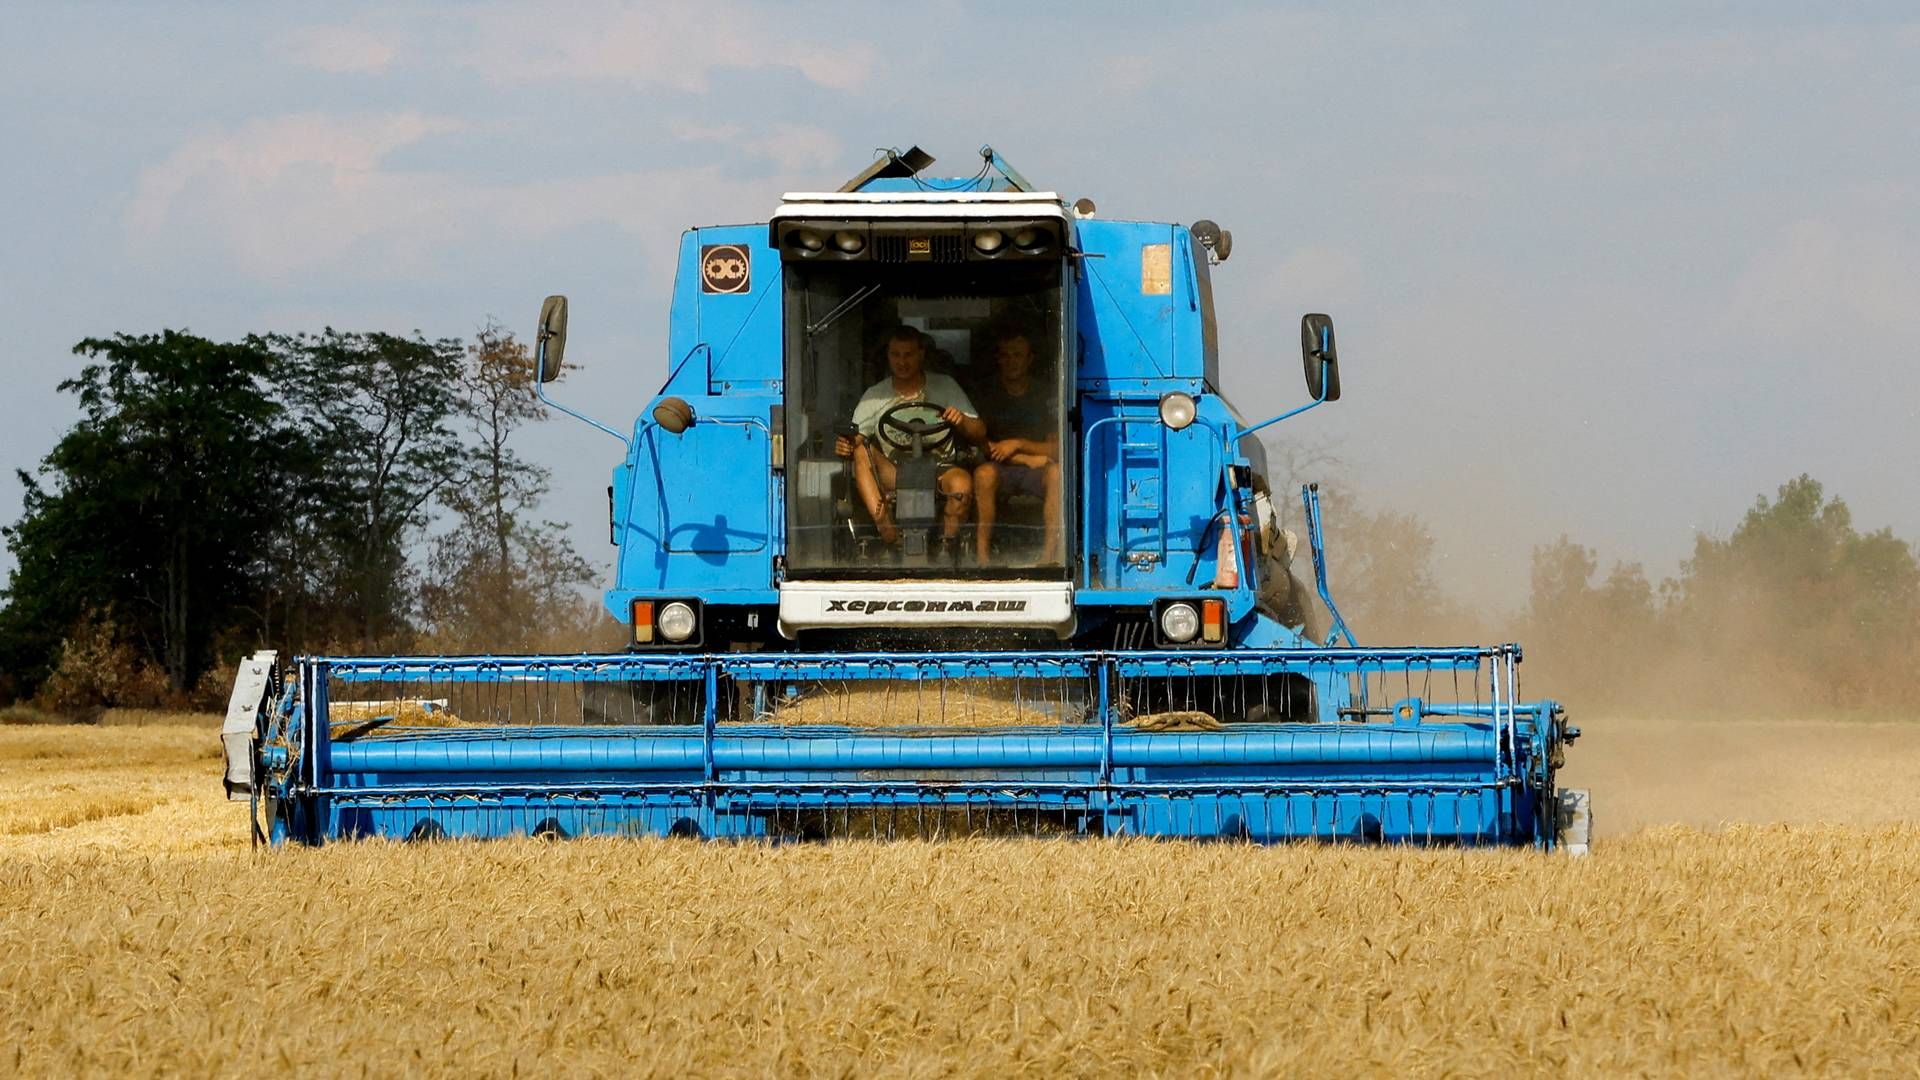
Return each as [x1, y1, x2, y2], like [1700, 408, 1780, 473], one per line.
[1012, 226, 1051, 253]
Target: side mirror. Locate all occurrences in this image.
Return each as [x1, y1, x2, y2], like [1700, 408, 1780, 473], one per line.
[536, 295, 569, 383]
[1300, 313, 1340, 402]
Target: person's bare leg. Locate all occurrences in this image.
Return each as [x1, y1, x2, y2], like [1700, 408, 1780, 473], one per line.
[1040, 461, 1063, 563]
[937, 466, 972, 540]
[853, 444, 900, 544]
[873, 453, 901, 543]
[972, 462, 1000, 563]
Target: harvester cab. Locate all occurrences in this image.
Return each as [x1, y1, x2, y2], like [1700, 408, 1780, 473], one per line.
[226, 145, 1589, 852]
[534, 145, 1338, 654]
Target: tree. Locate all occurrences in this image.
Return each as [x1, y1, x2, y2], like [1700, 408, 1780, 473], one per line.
[1313, 488, 1459, 642]
[0, 331, 300, 696]
[1249, 435, 1461, 642]
[1523, 536, 1658, 703]
[1670, 475, 1920, 707]
[419, 325, 598, 652]
[267, 330, 466, 649]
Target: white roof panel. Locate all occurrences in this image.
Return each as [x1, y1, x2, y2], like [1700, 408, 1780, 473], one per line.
[773, 191, 1067, 222]
[781, 191, 1063, 203]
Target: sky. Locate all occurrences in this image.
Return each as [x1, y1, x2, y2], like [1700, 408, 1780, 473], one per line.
[3, 1, 1917, 610]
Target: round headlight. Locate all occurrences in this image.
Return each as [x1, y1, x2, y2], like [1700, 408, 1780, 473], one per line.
[1012, 226, 1050, 252]
[972, 229, 1006, 254]
[790, 229, 825, 253]
[832, 230, 865, 254]
[1158, 391, 1197, 431]
[657, 602, 697, 643]
[1160, 602, 1200, 644]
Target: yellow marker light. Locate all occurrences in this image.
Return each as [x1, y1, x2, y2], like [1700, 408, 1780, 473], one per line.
[632, 600, 654, 645]
[1141, 243, 1172, 295]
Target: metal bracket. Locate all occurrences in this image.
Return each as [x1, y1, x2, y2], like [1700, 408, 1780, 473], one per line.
[222, 650, 276, 801]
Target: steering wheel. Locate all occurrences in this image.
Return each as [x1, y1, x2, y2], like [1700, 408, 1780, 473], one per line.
[876, 401, 954, 456]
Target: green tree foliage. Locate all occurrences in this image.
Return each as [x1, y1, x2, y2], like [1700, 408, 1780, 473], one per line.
[1525, 475, 1920, 710]
[0, 331, 304, 696]
[2, 325, 602, 709]
[1268, 436, 1918, 712]
[265, 330, 466, 649]
[1668, 475, 1920, 707]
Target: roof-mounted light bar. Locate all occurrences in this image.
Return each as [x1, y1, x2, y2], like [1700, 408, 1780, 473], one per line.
[774, 218, 1063, 264]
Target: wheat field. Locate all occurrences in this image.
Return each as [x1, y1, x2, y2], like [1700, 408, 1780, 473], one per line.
[3, 718, 1918, 1076]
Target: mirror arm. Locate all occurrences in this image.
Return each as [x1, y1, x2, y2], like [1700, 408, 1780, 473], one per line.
[1239, 358, 1331, 439]
[534, 342, 631, 447]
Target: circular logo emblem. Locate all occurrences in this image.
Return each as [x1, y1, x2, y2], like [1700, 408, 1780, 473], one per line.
[700, 243, 751, 294]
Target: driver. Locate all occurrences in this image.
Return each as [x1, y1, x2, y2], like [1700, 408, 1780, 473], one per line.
[835, 326, 985, 545]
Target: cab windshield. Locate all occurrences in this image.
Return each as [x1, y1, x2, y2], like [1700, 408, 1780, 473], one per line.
[783, 261, 1067, 578]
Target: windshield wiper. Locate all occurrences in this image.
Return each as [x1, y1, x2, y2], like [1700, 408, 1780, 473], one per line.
[806, 283, 884, 338]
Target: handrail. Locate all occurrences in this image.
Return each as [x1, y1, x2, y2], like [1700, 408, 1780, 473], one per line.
[640, 414, 775, 554]
[1079, 412, 1221, 588]
[1302, 484, 1356, 647]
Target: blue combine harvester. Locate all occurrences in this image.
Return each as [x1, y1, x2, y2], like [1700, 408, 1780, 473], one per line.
[223, 145, 1588, 850]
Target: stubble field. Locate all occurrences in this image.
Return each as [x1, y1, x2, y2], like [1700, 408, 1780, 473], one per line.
[3, 716, 1918, 1076]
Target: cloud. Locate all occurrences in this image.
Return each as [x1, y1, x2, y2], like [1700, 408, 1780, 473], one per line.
[280, 23, 400, 74]
[122, 111, 788, 282]
[671, 121, 844, 172]
[1592, 22, 1917, 84]
[455, 0, 877, 93]
[1258, 245, 1367, 314]
[1722, 193, 1920, 348]
[125, 112, 466, 278]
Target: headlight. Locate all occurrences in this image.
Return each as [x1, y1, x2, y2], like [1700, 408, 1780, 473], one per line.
[972, 229, 1006, 254]
[1159, 602, 1200, 644]
[788, 229, 825, 253]
[657, 602, 698, 643]
[832, 230, 865, 254]
[1158, 391, 1197, 431]
[1012, 226, 1051, 253]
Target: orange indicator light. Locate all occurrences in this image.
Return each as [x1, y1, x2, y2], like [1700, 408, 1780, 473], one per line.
[1201, 599, 1226, 643]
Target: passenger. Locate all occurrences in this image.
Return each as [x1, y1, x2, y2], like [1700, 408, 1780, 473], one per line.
[970, 327, 1061, 564]
[834, 326, 986, 545]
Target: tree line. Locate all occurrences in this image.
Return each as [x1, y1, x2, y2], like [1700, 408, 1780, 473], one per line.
[5, 338, 1913, 718]
[1320, 473, 1920, 712]
[1519, 475, 1920, 711]
[0, 327, 609, 712]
